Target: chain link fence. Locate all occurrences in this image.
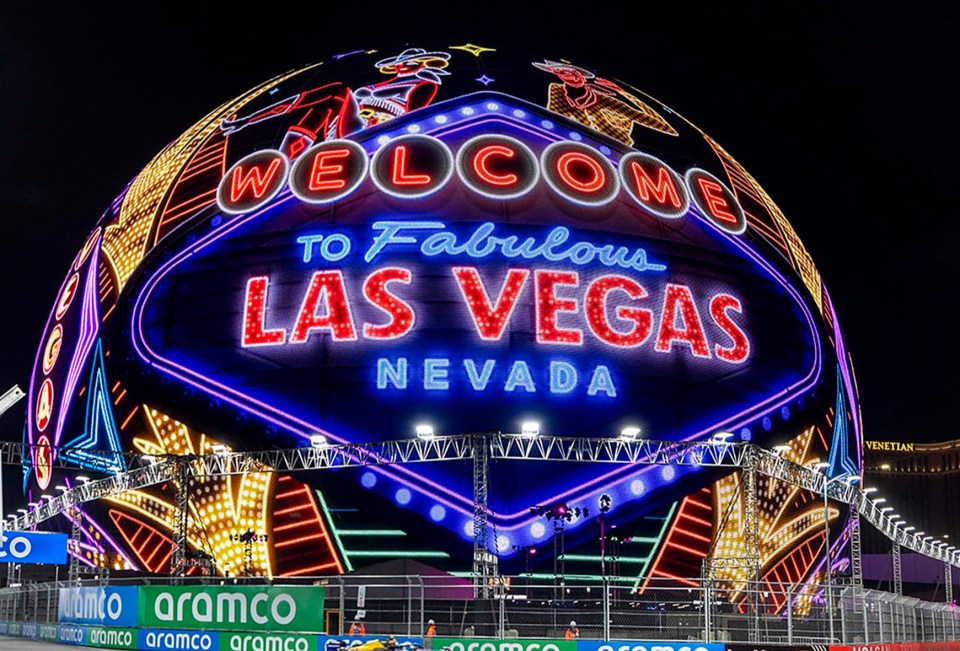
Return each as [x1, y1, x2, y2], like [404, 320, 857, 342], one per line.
[1, 575, 958, 644]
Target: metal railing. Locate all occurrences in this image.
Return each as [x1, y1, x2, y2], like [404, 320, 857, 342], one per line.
[1, 575, 957, 645]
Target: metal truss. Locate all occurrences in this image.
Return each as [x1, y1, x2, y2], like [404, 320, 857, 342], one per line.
[946, 563, 953, 604]
[4, 436, 959, 571]
[893, 541, 903, 596]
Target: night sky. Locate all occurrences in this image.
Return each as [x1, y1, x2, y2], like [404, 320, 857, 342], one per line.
[1, 3, 957, 451]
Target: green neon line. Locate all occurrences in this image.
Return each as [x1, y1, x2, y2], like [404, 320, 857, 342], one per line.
[346, 550, 449, 558]
[314, 489, 353, 572]
[635, 501, 679, 586]
[338, 529, 407, 536]
[558, 554, 647, 564]
[623, 537, 660, 544]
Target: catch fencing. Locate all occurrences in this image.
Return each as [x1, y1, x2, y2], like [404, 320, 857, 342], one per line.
[0, 575, 957, 645]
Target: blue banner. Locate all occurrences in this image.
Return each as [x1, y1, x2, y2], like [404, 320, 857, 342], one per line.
[139, 628, 219, 651]
[58, 586, 139, 626]
[578, 643, 726, 651]
[0, 530, 68, 564]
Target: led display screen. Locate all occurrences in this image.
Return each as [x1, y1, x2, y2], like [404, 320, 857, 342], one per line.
[23, 45, 861, 588]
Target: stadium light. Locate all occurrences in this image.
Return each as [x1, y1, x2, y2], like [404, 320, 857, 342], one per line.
[862, 487, 878, 494]
[141, 454, 156, 465]
[211, 444, 229, 456]
[880, 507, 894, 514]
[41, 494, 54, 501]
[874, 498, 886, 504]
[16, 509, 26, 515]
[520, 421, 540, 437]
[309, 434, 328, 448]
[76, 476, 90, 483]
[773, 445, 791, 455]
[619, 426, 641, 442]
[813, 462, 829, 471]
[713, 431, 735, 443]
[55, 485, 68, 492]
[904, 526, 916, 533]
[414, 424, 435, 440]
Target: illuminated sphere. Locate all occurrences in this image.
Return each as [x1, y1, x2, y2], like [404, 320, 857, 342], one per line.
[26, 45, 860, 583]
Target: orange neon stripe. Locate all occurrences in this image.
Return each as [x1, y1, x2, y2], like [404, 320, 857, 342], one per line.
[666, 540, 707, 556]
[274, 532, 327, 548]
[285, 561, 338, 576]
[143, 541, 163, 566]
[274, 502, 311, 515]
[154, 549, 172, 573]
[113, 388, 128, 405]
[101, 304, 117, 322]
[676, 529, 712, 543]
[678, 512, 712, 528]
[120, 406, 140, 430]
[272, 521, 306, 532]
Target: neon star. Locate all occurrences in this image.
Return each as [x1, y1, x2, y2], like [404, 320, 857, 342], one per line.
[476, 75, 495, 86]
[451, 43, 496, 57]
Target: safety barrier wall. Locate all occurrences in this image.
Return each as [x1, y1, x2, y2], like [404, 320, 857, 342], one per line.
[0, 577, 958, 647]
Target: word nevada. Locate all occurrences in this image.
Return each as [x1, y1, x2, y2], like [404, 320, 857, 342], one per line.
[216, 134, 747, 235]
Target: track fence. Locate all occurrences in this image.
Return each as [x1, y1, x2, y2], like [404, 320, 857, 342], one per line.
[1, 574, 957, 645]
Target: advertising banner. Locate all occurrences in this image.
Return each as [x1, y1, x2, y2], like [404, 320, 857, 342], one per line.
[221, 630, 319, 651]
[138, 585, 325, 632]
[727, 646, 817, 651]
[579, 644, 725, 651]
[87, 626, 138, 649]
[38, 624, 59, 641]
[320, 635, 425, 651]
[21, 622, 38, 638]
[59, 585, 139, 626]
[139, 628, 220, 651]
[830, 645, 960, 651]
[0, 530, 68, 564]
[433, 639, 577, 651]
[57, 623, 87, 645]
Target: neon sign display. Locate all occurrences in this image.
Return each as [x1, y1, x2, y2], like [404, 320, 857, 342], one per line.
[25, 46, 861, 583]
[123, 92, 818, 553]
[216, 134, 745, 235]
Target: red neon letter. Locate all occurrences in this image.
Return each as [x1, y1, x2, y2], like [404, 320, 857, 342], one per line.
[230, 158, 283, 202]
[308, 148, 351, 191]
[556, 151, 606, 193]
[473, 145, 518, 187]
[535, 270, 583, 345]
[696, 177, 738, 225]
[363, 267, 415, 340]
[391, 145, 432, 186]
[453, 267, 530, 340]
[585, 276, 652, 347]
[628, 161, 682, 207]
[242, 276, 287, 347]
[655, 284, 711, 358]
[710, 294, 750, 363]
[291, 271, 357, 342]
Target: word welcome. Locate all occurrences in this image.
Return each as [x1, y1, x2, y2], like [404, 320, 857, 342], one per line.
[216, 134, 746, 236]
